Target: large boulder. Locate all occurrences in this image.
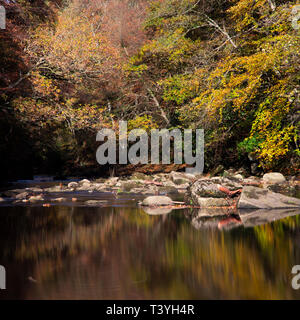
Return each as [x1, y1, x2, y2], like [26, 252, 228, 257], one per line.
[238, 186, 300, 209]
[142, 196, 173, 207]
[263, 172, 286, 184]
[196, 197, 234, 208]
[187, 177, 241, 207]
[189, 178, 242, 199]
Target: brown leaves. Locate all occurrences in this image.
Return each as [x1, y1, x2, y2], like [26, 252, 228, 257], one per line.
[218, 185, 242, 197]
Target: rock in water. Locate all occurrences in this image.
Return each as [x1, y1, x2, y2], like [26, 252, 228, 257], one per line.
[68, 182, 78, 189]
[195, 197, 233, 208]
[28, 195, 44, 202]
[142, 196, 173, 207]
[238, 186, 300, 209]
[187, 178, 242, 207]
[263, 172, 286, 184]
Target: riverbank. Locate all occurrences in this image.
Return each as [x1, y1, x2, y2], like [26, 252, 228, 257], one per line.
[1, 170, 299, 214]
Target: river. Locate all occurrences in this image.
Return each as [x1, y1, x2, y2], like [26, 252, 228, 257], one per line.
[0, 188, 300, 299]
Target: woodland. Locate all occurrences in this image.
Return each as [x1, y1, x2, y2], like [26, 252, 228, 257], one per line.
[0, 0, 299, 180]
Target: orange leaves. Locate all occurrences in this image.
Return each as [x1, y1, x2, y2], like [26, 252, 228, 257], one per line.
[28, 4, 120, 83]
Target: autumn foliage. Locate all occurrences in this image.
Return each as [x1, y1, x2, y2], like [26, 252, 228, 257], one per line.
[0, 0, 299, 179]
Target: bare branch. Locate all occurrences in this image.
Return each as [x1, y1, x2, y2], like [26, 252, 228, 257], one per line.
[204, 15, 237, 49]
[147, 88, 170, 126]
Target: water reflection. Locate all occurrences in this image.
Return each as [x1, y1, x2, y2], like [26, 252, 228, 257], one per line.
[0, 204, 300, 299]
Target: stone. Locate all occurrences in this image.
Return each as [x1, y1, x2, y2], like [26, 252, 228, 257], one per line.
[236, 167, 248, 177]
[26, 187, 43, 193]
[195, 197, 233, 208]
[210, 177, 242, 189]
[263, 172, 286, 184]
[52, 197, 67, 202]
[79, 179, 91, 185]
[175, 183, 190, 189]
[121, 181, 142, 192]
[44, 186, 63, 193]
[106, 177, 119, 186]
[3, 189, 25, 197]
[163, 180, 176, 187]
[130, 188, 147, 194]
[159, 186, 179, 194]
[188, 178, 243, 206]
[29, 195, 44, 202]
[15, 192, 29, 200]
[68, 182, 78, 189]
[238, 186, 300, 209]
[142, 196, 173, 207]
[233, 174, 244, 180]
[170, 171, 193, 185]
[131, 172, 148, 180]
[189, 178, 242, 199]
[0, 197, 6, 202]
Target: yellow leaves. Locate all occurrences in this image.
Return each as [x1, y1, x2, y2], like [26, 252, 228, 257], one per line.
[128, 115, 158, 132]
[256, 126, 295, 167]
[228, 0, 270, 31]
[30, 71, 60, 100]
[29, 6, 120, 82]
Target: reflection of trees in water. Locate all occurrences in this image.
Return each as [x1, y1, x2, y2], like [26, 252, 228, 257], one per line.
[1, 206, 300, 299]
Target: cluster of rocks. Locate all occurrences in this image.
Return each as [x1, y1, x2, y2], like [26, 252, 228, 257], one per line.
[140, 171, 300, 213]
[1, 171, 299, 213]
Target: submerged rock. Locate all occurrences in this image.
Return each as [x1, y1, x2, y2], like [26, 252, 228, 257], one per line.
[142, 196, 173, 207]
[238, 186, 300, 209]
[263, 172, 286, 184]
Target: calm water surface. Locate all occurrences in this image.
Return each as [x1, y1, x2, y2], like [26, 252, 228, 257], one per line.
[1, 191, 300, 300]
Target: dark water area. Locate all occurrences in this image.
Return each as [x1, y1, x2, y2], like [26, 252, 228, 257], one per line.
[1, 192, 300, 300]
